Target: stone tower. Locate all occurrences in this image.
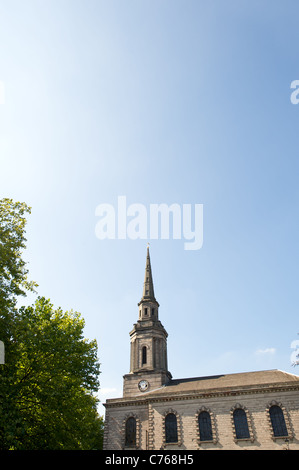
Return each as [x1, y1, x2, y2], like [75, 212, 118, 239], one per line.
[123, 246, 172, 396]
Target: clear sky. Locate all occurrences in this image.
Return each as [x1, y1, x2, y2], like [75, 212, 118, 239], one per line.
[1, 0, 299, 416]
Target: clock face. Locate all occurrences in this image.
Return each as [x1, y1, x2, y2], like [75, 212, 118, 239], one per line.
[138, 380, 149, 392]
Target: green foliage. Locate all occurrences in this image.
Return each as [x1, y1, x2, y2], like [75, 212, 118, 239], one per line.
[0, 199, 37, 359]
[0, 199, 103, 449]
[0, 198, 37, 301]
[0, 298, 103, 449]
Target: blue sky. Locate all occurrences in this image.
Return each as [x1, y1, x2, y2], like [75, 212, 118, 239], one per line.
[1, 0, 299, 415]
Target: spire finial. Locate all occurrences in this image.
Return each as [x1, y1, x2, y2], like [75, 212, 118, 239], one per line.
[139, 245, 157, 304]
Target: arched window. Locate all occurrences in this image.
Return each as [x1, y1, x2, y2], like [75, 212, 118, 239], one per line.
[269, 405, 288, 437]
[233, 408, 250, 439]
[165, 413, 178, 443]
[142, 346, 147, 365]
[198, 411, 213, 441]
[125, 417, 136, 447]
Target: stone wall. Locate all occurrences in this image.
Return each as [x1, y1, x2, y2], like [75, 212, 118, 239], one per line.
[104, 389, 299, 450]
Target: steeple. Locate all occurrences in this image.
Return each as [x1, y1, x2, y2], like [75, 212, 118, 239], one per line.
[139, 245, 158, 306]
[123, 246, 171, 396]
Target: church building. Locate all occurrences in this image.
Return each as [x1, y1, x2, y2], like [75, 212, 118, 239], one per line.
[103, 248, 299, 450]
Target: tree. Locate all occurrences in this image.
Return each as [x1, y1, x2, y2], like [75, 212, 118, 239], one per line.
[0, 199, 103, 449]
[0, 297, 102, 450]
[0, 198, 37, 360]
[0, 297, 101, 449]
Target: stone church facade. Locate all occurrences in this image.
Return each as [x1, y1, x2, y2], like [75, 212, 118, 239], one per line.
[103, 248, 299, 450]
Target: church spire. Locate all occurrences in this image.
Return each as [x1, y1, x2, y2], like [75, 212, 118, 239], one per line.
[139, 245, 158, 305]
[123, 246, 171, 396]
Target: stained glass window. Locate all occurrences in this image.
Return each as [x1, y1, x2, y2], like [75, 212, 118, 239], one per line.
[269, 405, 288, 437]
[165, 413, 178, 443]
[125, 417, 136, 447]
[198, 411, 213, 441]
[233, 408, 250, 439]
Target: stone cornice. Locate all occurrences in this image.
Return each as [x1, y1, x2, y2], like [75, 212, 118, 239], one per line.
[129, 320, 168, 337]
[104, 382, 299, 409]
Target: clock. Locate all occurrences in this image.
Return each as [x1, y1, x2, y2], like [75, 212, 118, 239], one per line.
[138, 380, 149, 392]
